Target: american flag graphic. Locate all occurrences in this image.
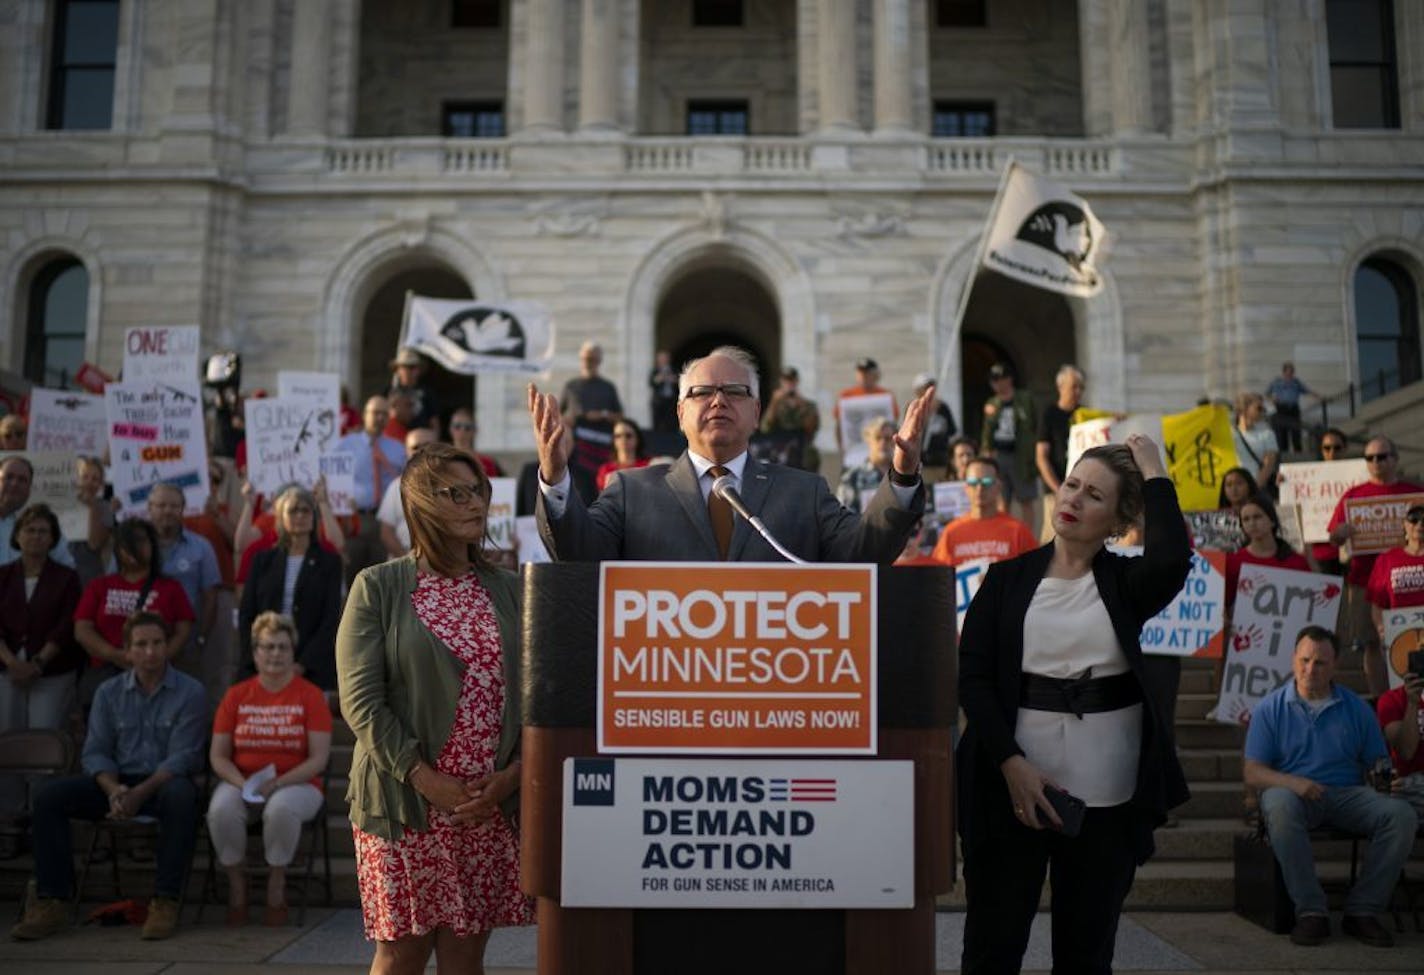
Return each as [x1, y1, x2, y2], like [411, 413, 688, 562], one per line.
[767, 778, 837, 802]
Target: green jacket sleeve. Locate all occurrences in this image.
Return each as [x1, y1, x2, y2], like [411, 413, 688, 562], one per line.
[336, 569, 422, 782]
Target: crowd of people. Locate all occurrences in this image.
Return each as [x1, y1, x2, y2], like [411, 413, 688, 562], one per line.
[0, 341, 1419, 969]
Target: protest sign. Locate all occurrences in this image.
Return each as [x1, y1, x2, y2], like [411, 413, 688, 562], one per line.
[487, 477, 516, 552]
[276, 371, 342, 456]
[1114, 547, 1227, 658]
[122, 326, 200, 384]
[837, 393, 896, 470]
[1162, 404, 1239, 512]
[560, 757, 913, 909]
[1277, 460, 1369, 544]
[1344, 492, 1424, 556]
[1382, 606, 1424, 689]
[318, 452, 356, 516]
[105, 381, 209, 514]
[1065, 413, 1163, 475]
[242, 397, 330, 498]
[934, 481, 971, 522]
[516, 515, 552, 565]
[1214, 565, 1343, 724]
[598, 562, 876, 754]
[27, 388, 106, 453]
[954, 557, 991, 633]
[1277, 502, 1306, 555]
[1184, 509, 1244, 552]
[0, 451, 84, 539]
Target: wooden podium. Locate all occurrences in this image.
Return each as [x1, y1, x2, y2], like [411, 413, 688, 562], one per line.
[519, 563, 956, 975]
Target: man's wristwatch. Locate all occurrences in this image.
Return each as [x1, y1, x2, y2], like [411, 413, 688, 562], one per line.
[888, 466, 922, 487]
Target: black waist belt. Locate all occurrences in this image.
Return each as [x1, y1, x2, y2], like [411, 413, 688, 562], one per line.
[1019, 670, 1141, 719]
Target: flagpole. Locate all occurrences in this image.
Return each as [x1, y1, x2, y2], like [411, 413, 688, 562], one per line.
[935, 157, 1019, 424]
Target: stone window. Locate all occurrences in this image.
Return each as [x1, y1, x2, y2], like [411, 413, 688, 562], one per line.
[452, 0, 501, 28]
[1353, 256, 1420, 401]
[687, 100, 749, 135]
[692, 0, 743, 27]
[443, 101, 505, 138]
[46, 0, 119, 130]
[935, 0, 987, 27]
[1325, 0, 1400, 129]
[25, 256, 89, 388]
[932, 100, 995, 137]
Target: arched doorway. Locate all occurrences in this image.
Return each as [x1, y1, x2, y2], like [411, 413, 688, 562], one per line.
[960, 271, 1076, 442]
[359, 265, 475, 431]
[655, 262, 782, 396]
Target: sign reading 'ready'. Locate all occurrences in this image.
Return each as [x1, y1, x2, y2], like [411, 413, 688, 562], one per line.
[598, 563, 877, 754]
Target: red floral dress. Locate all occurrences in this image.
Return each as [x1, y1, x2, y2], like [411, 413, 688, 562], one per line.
[353, 571, 535, 940]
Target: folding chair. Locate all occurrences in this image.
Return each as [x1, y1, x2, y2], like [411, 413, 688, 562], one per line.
[0, 729, 76, 910]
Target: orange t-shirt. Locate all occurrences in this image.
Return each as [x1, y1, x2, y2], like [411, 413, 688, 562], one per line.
[931, 512, 1038, 567]
[213, 675, 333, 787]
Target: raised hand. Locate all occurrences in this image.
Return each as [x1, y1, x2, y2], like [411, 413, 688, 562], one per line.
[527, 383, 571, 485]
[1125, 433, 1167, 480]
[892, 382, 936, 477]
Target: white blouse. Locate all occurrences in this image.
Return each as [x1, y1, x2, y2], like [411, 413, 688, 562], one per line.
[1015, 572, 1142, 807]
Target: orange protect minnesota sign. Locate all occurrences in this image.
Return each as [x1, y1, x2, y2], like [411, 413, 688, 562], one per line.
[598, 562, 877, 754]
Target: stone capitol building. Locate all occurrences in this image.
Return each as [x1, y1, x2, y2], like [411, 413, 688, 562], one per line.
[2, 0, 1422, 457]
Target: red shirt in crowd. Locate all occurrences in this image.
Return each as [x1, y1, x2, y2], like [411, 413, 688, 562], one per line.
[930, 512, 1037, 567]
[213, 675, 333, 788]
[75, 574, 195, 664]
[1366, 547, 1424, 609]
[1224, 548, 1310, 613]
[1375, 685, 1424, 776]
[1326, 480, 1424, 587]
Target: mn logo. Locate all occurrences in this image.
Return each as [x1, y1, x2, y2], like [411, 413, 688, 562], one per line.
[440, 305, 528, 359]
[572, 758, 615, 806]
[1016, 202, 1094, 271]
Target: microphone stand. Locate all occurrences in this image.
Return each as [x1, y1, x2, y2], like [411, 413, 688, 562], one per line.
[711, 475, 807, 565]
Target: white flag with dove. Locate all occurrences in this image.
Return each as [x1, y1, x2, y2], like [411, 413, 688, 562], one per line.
[403, 297, 555, 375]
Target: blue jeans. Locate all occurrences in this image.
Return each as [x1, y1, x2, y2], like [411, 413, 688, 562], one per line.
[1259, 784, 1416, 916]
[31, 774, 198, 901]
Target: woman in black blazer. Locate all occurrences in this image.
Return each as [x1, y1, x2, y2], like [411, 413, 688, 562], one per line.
[238, 485, 342, 689]
[957, 435, 1192, 974]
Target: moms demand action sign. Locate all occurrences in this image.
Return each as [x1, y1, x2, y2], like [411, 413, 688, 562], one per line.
[560, 758, 913, 909]
[598, 563, 877, 754]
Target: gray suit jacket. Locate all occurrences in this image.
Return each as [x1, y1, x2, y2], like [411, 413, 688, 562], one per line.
[537, 452, 924, 563]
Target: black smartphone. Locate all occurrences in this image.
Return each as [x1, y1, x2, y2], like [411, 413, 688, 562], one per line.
[1042, 785, 1086, 837]
[1407, 649, 1424, 679]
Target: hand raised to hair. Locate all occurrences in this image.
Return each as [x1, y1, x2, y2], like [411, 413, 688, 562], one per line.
[1124, 433, 1167, 480]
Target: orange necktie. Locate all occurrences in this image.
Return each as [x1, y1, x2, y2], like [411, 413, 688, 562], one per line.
[708, 466, 734, 560]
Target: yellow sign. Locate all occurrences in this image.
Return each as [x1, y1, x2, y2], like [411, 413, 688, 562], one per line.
[1162, 404, 1239, 511]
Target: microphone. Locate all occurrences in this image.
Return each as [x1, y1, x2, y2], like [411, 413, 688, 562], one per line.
[711, 474, 806, 565]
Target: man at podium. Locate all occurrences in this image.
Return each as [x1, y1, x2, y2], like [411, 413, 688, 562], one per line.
[528, 345, 932, 563]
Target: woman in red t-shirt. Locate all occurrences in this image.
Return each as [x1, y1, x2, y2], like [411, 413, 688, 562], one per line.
[1225, 495, 1311, 615]
[595, 418, 650, 492]
[74, 518, 194, 669]
[1367, 504, 1424, 664]
[207, 611, 332, 926]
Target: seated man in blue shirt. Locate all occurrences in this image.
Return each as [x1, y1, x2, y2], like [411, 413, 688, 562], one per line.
[1244, 624, 1416, 948]
[12, 611, 207, 942]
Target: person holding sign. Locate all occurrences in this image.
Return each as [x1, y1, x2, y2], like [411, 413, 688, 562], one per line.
[957, 435, 1191, 974]
[1326, 435, 1424, 695]
[207, 612, 331, 927]
[336, 443, 532, 971]
[530, 345, 931, 563]
[1366, 504, 1424, 638]
[1225, 495, 1311, 603]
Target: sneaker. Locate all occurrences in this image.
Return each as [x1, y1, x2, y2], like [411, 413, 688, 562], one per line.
[1290, 913, 1330, 946]
[1342, 914, 1394, 947]
[10, 897, 69, 941]
[140, 897, 179, 940]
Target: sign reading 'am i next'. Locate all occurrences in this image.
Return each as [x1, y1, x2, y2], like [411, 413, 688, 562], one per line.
[560, 758, 913, 908]
[598, 563, 877, 754]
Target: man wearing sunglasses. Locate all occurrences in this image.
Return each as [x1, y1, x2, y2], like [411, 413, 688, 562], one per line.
[929, 456, 1037, 567]
[1326, 436, 1424, 694]
[529, 345, 932, 563]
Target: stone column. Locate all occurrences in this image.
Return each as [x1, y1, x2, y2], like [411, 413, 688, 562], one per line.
[1108, 0, 1153, 133]
[816, 0, 858, 132]
[872, 0, 913, 132]
[523, 0, 565, 132]
[287, 0, 331, 135]
[578, 0, 619, 131]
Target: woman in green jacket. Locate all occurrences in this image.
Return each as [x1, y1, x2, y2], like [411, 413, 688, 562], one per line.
[337, 442, 532, 975]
